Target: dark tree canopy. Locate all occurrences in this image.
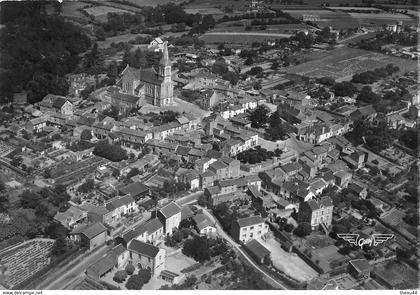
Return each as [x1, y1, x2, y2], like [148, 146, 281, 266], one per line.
[248, 105, 270, 129]
[93, 141, 128, 162]
[0, 2, 91, 103]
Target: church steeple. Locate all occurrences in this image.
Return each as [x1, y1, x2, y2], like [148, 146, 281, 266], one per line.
[160, 41, 170, 67]
[159, 41, 171, 81]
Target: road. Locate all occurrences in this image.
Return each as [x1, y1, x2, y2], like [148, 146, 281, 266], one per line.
[198, 206, 287, 290]
[37, 245, 110, 290]
[175, 190, 203, 206]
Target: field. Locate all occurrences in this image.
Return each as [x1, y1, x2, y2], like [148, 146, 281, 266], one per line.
[348, 12, 417, 26]
[0, 238, 55, 289]
[283, 9, 359, 29]
[123, 0, 187, 7]
[201, 32, 291, 44]
[284, 47, 418, 81]
[374, 261, 419, 289]
[97, 33, 151, 49]
[83, 6, 134, 22]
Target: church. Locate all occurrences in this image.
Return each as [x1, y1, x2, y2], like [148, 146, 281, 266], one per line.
[120, 41, 173, 107]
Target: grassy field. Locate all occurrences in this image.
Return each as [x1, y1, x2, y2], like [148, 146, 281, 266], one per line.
[283, 9, 360, 29]
[285, 47, 418, 81]
[348, 12, 417, 26]
[123, 0, 187, 7]
[97, 33, 151, 48]
[83, 5, 134, 22]
[201, 32, 291, 44]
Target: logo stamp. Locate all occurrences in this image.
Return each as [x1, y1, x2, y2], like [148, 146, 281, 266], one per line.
[337, 234, 394, 248]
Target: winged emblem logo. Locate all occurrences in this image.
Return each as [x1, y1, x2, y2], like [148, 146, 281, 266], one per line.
[337, 233, 394, 248]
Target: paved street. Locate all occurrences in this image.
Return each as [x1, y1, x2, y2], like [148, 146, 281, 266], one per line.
[37, 245, 110, 290]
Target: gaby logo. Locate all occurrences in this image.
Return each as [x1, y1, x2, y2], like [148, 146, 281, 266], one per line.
[337, 234, 394, 248]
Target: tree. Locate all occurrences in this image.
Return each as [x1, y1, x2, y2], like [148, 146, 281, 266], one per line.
[248, 105, 269, 128]
[356, 86, 380, 104]
[126, 168, 140, 179]
[125, 273, 146, 290]
[284, 223, 294, 232]
[334, 81, 357, 97]
[294, 222, 312, 237]
[113, 270, 128, 283]
[182, 236, 211, 263]
[125, 264, 135, 275]
[80, 129, 92, 141]
[93, 141, 128, 162]
[138, 269, 152, 283]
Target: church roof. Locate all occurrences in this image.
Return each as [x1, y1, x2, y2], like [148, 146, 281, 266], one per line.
[140, 68, 162, 85]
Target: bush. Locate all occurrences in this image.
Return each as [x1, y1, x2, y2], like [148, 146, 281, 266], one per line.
[93, 141, 128, 162]
[293, 222, 312, 237]
[125, 264, 135, 275]
[80, 129, 92, 140]
[125, 269, 151, 290]
[284, 223, 294, 233]
[113, 270, 128, 283]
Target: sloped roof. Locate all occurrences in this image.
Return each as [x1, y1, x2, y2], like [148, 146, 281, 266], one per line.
[245, 239, 270, 260]
[119, 182, 149, 197]
[82, 223, 107, 239]
[193, 213, 214, 231]
[236, 216, 265, 228]
[159, 202, 182, 218]
[145, 218, 163, 233]
[128, 239, 160, 258]
[86, 253, 117, 278]
[123, 224, 147, 243]
[106, 195, 135, 211]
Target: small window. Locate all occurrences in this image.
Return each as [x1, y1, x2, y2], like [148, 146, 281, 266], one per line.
[250, 226, 254, 230]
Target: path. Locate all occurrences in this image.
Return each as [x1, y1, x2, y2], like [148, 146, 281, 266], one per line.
[37, 245, 110, 290]
[198, 206, 287, 290]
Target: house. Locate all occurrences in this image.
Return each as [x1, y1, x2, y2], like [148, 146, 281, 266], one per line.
[78, 203, 112, 225]
[347, 182, 368, 199]
[80, 223, 108, 250]
[350, 105, 377, 122]
[231, 216, 269, 243]
[38, 94, 73, 115]
[343, 150, 367, 170]
[334, 170, 352, 188]
[156, 202, 182, 235]
[86, 251, 118, 280]
[105, 195, 138, 223]
[128, 239, 166, 276]
[244, 239, 271, 264]
[54, 206, 87, 229]
[192, 214, 216, 236]
[148, 37, 165, 52]
[122, 218, 164, 246]
[118, 182, 150, 201]
[298, 196, 333, 230]
[348, 259, 372, 280]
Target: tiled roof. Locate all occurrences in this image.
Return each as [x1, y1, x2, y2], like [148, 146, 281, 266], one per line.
[119, 182, 149, 197]
[145, 218, 163, 233]
[82, 223, 107, 239]
[106, 195, 135, 211]
[245, 239, 270, 260]
[236, 215, 265, 228]
[159, 202, 182, 218]
[128, 239, 160, 258]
